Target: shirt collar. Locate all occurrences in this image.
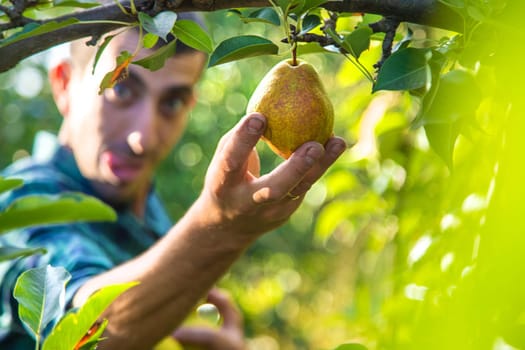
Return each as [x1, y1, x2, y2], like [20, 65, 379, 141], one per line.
[31, 131, 172, 237]
[33, 131, 94, 196]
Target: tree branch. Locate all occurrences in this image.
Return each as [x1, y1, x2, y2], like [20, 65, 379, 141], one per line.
[0, 0, 462, 73]
[370, 16, 401, 71]
[0, 0, 39, 32]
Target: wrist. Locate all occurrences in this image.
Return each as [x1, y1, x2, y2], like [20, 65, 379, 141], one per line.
[183, 193, 258, 249]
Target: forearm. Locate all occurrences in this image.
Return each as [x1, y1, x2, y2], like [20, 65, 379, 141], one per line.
[72, 113, 346, 349]
[74, 197, 254, 350]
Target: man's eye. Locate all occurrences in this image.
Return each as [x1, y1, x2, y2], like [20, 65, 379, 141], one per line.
[161, 97, 184, 117]
[113, 82, 133, 100]
[105, 82, 134, 103]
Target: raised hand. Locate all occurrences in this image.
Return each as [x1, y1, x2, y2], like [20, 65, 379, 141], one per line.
[197, 112, 346, 237]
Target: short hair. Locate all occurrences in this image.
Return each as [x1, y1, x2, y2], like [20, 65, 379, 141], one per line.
[70, 12, 207, 73]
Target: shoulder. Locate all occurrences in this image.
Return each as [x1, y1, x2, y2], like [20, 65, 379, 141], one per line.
[0, 156, 72, 209]
[0, 157, 60, 182]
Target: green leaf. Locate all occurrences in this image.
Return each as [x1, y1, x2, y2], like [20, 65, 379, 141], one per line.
[0, 18, 79, 48]
[275, 0, 290, 9]
[0, 245, 47, 262]
[424, 122, 459, 170]
[315, 200, 350, 243]
[305, 0, 328, 10]
[276, 0, 304, 15]
[288, 0, 327, 17]
[467, 5, 485, 21]
[142, 32, 159, 49]
[53, 0, 99, 8]
[43, 282, 138, 350]
[0, 177, 23, 195]
[92, 34, 116, 74]
[98, 50, 134, 94]
[362, 13, 383, 25]
[139, 11, 177, 41]
[333, 344, 368, 350]
[315, 194, 382, 243]
[227, 9, 242, 16]
[209, 35, 278, 67]
[373, 48, 431, 92]
[393, 27, 413, 51]
[325, 26, 343, 48]
[14, 266, 71, 341]
[296, 42, 326, 56]
[133, 39, 176, 71]
[411, 49, 447, 126]
[242, 8, 281, 25]
[421, 69, 481, 168]
[458, 23, 495, 68]
[0, 192, 117, 235]
[294, 0, 328, 16]
[342, 26, 372, 58]
[438, 0, 465, 8]
[76, 319, 108, 350]
[299, 14, 321, 35]
[420, 70, 481, 125]
[172, 19, 213, 53]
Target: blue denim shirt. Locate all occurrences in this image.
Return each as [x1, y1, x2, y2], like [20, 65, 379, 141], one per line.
[0, 132, 172, 348]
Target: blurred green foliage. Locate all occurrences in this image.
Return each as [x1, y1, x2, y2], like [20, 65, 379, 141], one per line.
[1, 4, 524, 350]
[0, 58, 61, 167]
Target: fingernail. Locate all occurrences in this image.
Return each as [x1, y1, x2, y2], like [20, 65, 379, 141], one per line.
[329, 142, 346, 156]
[247, 116, 265, 134]
[305, 144, 323, 166]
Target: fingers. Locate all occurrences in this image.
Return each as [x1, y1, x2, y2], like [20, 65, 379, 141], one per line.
[173, 327, 226, 350]
[206, 288, 243, 332]
[212, 113, 266, 188]
[172, 288, 245, 350]
[252, 141, 325, 203]
[246, 148, 260, 178]
[251, 137, 346, 203]
[173, 326, 214, 344]
[209, 112, 345, 203]
[289, 136, 347, 197]
[173, 327, 245, 350]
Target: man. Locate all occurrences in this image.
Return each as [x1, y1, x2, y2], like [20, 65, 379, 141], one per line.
[0, 12, 346, 349]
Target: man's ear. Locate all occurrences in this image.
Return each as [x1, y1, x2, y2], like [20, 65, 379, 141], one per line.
[49, 61, 72, 116]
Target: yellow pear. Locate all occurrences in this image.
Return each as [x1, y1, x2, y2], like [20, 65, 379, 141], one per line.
[246, 58, 334, 159]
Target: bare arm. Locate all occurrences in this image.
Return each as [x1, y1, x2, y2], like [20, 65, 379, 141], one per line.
[73, 113, 346, 350]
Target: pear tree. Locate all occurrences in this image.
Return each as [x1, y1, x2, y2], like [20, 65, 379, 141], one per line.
[1, 1, 525, 349]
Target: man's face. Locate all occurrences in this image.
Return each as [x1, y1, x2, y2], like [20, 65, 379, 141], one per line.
[57, 32, 206, 208]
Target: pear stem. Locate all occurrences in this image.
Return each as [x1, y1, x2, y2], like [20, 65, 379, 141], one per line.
[292, 43, 297, 66]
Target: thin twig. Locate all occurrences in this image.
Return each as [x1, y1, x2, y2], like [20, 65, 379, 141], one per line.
[281, 33, 335, 47]
[0, 16, 36, 32]
[369, 16, 401, 71]
[0, 4, 18, 19]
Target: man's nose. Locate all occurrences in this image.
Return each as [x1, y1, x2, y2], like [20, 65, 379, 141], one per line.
[126, 100, 158, 155]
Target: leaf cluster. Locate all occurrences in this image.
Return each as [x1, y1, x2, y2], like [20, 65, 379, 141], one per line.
[0, 175, 132, 349]
[0, 1, 513, 349]
[15, 265, 136, 350]
[0, 176, 116, 261]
